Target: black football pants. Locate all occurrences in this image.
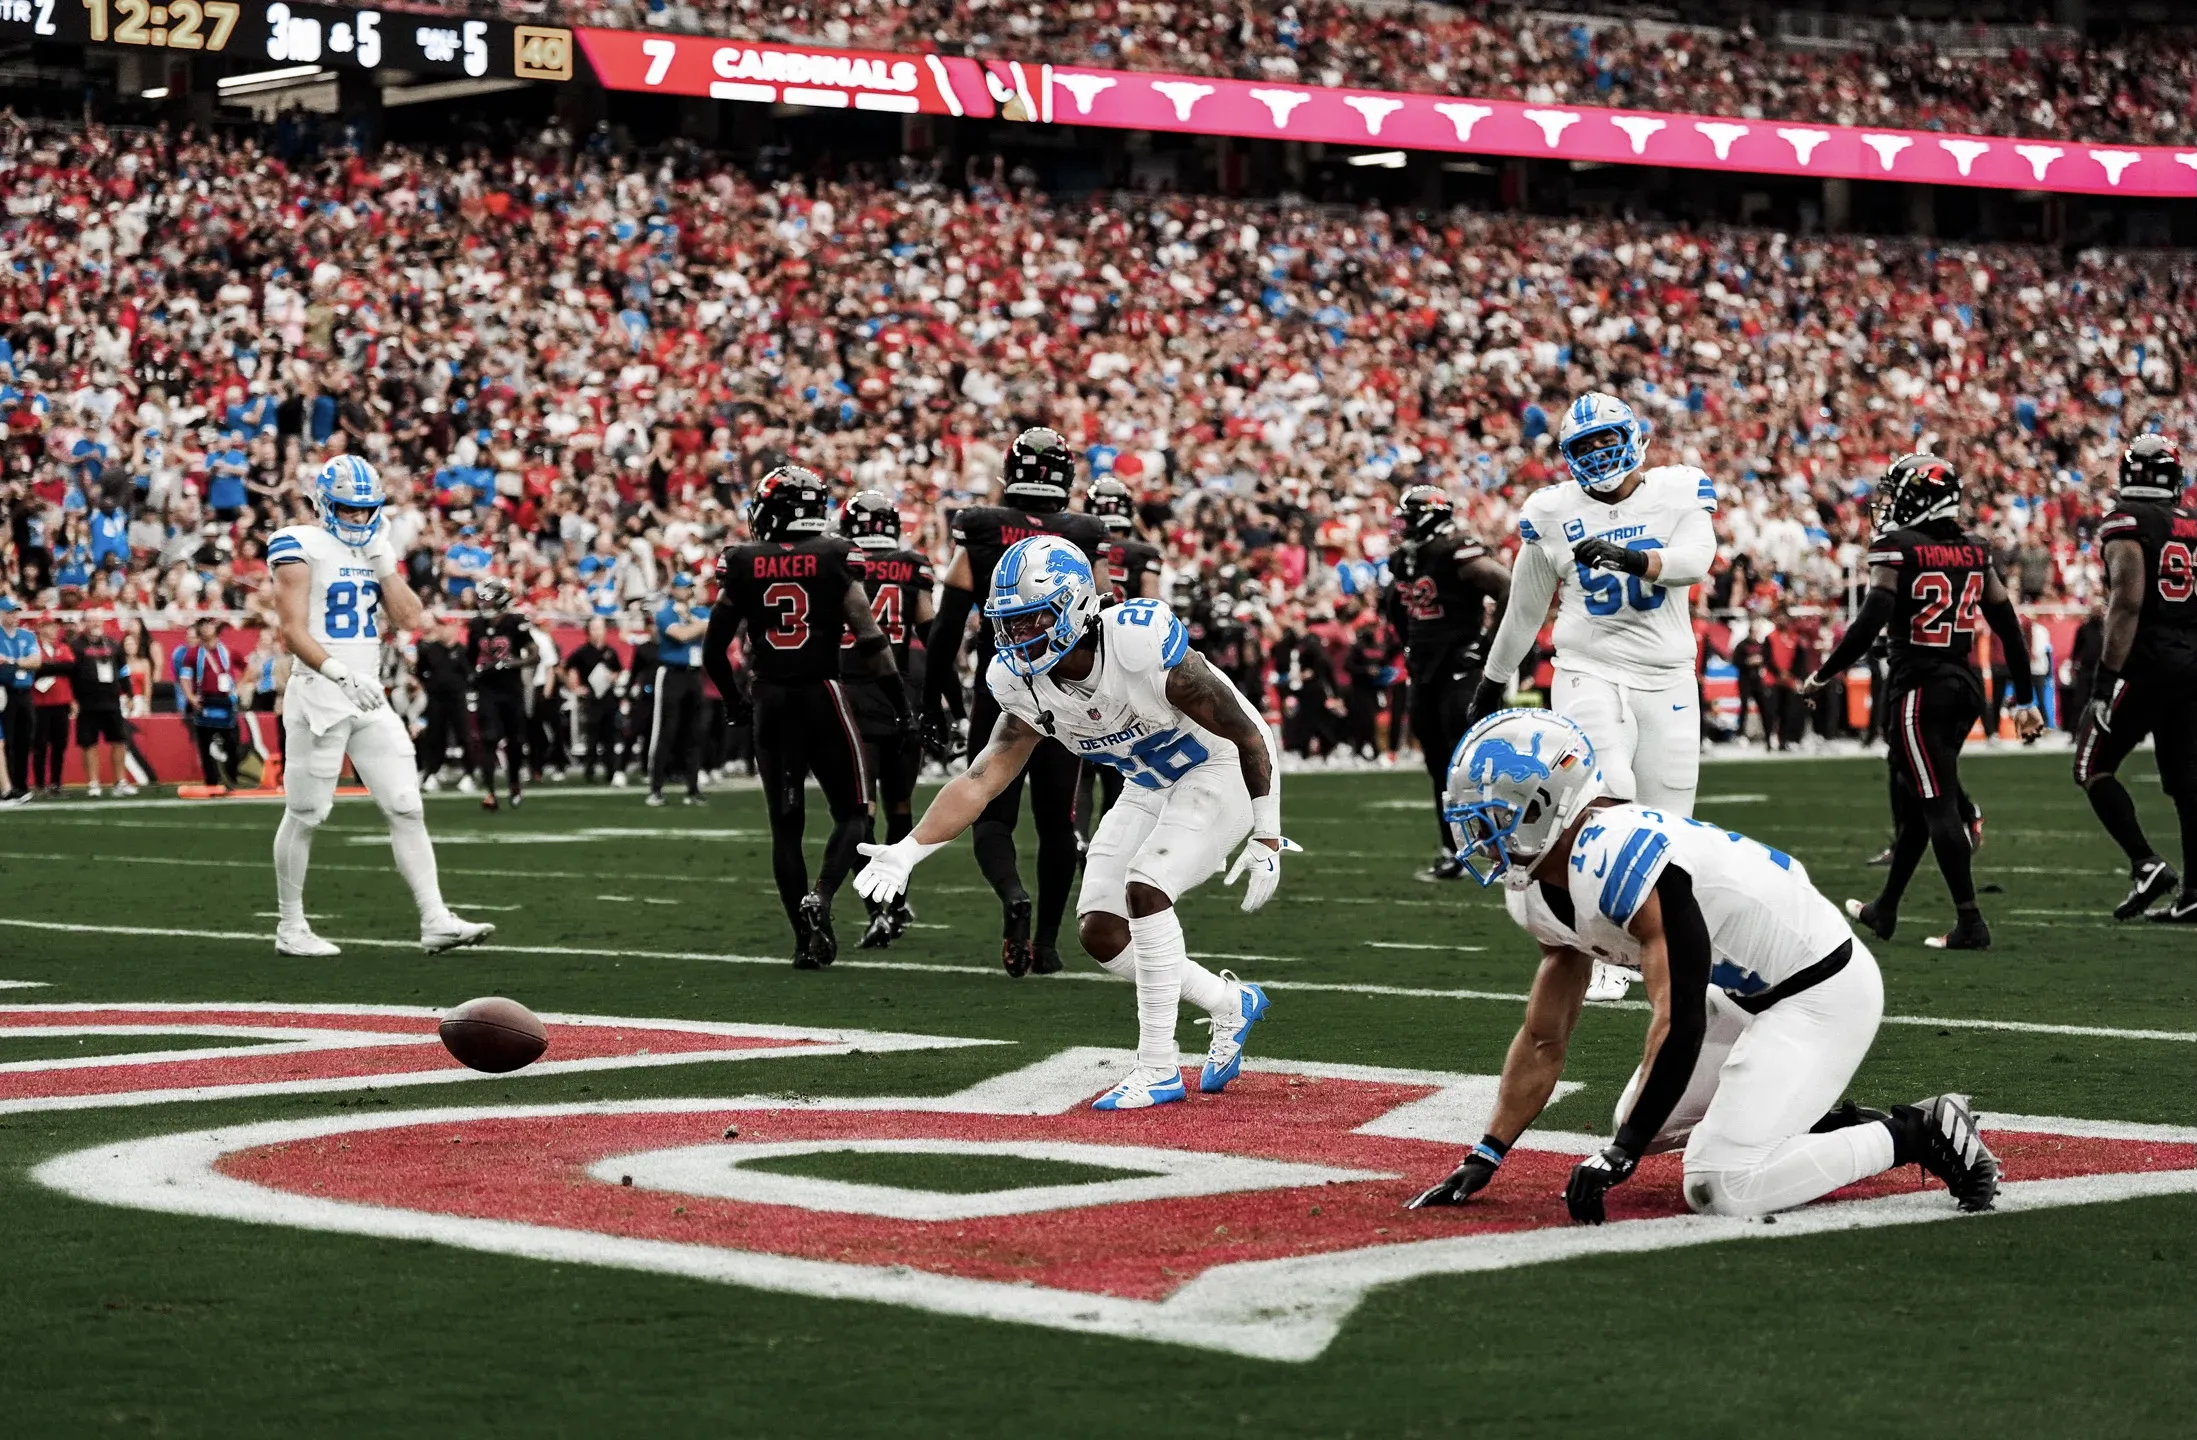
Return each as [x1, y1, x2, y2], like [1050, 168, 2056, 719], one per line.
[754, 679, 871, 932]
[967, 668, 1082, 949]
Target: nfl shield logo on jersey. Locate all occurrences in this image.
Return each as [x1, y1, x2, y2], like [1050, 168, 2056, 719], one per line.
[1088, 707, 1105, 721]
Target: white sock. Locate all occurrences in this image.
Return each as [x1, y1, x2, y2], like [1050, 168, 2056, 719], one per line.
[273, 813, 315, 928]
[1093, 936, 1229, 1015]
[1690, 1121, 1899, 1217]
[387, 809, 451, 926]
[1126, 908, 1187, 1073]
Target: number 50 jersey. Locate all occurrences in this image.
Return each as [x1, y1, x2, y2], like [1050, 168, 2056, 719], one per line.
[985, 598, 1274, 791]
[1515, 465, 1717, 687]
[714, 534, 861, 684]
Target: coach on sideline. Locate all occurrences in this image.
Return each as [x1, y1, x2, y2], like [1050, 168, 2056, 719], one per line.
[0, 597, 35, 796]
[648, 575, 709, 807]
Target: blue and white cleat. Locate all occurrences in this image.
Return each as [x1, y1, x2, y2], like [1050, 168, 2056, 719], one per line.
[1092, 1067, 1188, 1111]
[1198, 972, 1271, 1094]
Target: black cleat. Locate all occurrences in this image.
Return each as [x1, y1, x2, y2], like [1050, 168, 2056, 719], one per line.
[1000, 894, 1035, 978]
[509, 790, 524, 809]
[1843, 897, 1896, 941]
[2148, 890, 2197, 925]
[888, 898, 916, 941]
[2115, 858, 2179, 920]
[1925, 914, 1992, 951]
[480, 793, 499, 812]
[1865, 845, 1893, 868]
[1425, 853, 1468, 882]
[1029, 943, 1063, 975]
[859, 904, 897, 950]
[795, 892, 836, 970]
[1810, 1099, 1893, 1134]
[1895, 1094, 2001, 1212]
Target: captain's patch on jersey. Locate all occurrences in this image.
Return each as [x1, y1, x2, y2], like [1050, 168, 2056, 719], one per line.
[33, 1047, 2195, 1361]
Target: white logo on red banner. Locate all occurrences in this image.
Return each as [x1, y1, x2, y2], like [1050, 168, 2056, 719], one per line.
[1611, 116, 1665, 155]
[1345, 96, 1405, 137]
[1149, 80, 1212, 123]
[1694, 121, 1748, 161]
[1940, 139, 1992, 177]
[1862, 134, 1913, 171]
[1247, 88, 1308, 129]
[1522, 109, 1580, 148]
[2090, 149, 2141, 186]
[2015, 144, 2064, 182]
[1778, 128, 1830, 166]
[1054, 71, 1114, 115]
[1434, 102, 1492, 143]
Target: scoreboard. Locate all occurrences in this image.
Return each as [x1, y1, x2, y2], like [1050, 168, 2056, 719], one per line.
[0, 0, 572, 82]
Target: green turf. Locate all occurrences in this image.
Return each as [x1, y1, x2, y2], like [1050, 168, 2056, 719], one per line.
[0, 748, 2189, 1437]
[0, 1032, 284, 1062]
[735, 1149, 1151, 1193]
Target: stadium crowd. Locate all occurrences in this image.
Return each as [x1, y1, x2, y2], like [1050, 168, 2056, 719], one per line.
[470, 0, 2196, 147]
[1, 112, 2191, 789]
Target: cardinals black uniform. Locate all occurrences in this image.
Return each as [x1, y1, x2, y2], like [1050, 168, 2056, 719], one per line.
[466, 584, 534, 807]
[840, 491, 935, 947]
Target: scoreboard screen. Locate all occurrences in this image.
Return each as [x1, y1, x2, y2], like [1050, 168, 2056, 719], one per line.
[0, 0, 572, 82]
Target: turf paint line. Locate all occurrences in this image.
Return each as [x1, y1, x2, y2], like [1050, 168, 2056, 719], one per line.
[0, 981, 51, 990]
[0, 1003, 1003, 1116]
[3, 918, 2189, 1044]
[33, 1049, 2194, 1363]
[1363, 942, 1487, 953]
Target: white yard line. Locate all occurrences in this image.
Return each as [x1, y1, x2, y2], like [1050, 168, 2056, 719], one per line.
[1, 917, 2184, 1044]
[1363, 942, 1487, 953]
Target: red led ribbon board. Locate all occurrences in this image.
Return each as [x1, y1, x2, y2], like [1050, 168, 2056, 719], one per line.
[575, 29, 993, 118]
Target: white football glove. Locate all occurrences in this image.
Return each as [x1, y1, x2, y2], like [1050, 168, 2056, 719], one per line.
[1224, 835, 1302, 913]
[854, 836, 945, 905]
[316, 657, 386, 713]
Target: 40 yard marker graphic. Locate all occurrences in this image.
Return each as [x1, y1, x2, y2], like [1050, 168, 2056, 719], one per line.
[30, 1044, 2197, 1361]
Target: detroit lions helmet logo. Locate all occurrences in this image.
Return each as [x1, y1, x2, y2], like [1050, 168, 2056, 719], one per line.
[1466, 733, 1548, 787]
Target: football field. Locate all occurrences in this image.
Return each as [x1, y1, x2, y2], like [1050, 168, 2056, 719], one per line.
[0, 748, 2190, 1437]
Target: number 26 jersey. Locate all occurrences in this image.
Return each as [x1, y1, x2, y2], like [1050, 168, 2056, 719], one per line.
[714, 534, 859, 685]
[983, 599, 1273, 791]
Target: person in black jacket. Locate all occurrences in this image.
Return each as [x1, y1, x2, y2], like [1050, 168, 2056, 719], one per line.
[413, 618, 472, 787]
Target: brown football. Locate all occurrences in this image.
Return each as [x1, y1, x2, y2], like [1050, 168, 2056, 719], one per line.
[438, 996, 549, 1074]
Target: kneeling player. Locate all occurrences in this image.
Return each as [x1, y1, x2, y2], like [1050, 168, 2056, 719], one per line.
[268, 458, 494, 956]
[858, 536, 1292, 1109]
[1408, 709, 1999, 1220]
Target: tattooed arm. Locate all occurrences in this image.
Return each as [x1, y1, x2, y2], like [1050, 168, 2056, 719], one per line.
[1165, 649, 1276, 840]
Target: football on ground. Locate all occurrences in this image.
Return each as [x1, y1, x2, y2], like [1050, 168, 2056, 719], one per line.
[439, 997, 550, 1073]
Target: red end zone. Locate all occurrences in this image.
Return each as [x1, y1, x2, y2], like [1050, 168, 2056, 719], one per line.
[32, 1048, 2197, 1360]
[0, 1004, 1000, 1113]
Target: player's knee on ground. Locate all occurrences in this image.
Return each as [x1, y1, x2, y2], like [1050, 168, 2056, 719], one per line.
[1681, 1166, 1771, 1217]
[1124, 879, 1173, 918]
[1078, 911, 1130, 967]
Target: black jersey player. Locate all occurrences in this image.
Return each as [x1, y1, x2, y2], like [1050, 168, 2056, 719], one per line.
[465, 577, 536, 811]
[921, 427, 1112, 977]
[839, 489, 937, 948]
[1074, 475, 1164, 833]
[1804, 454, 2042, 949]
[703, 465, 908, 969]
[1383, 485, 1511, 879]
[2074, 435, 2196, 923]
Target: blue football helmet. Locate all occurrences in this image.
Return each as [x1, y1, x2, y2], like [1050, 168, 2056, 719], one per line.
[1557, 391, 1647, 495]
[985, 535, 1100, 678]
[315, 455, 386, 548]
[1443, 709, 1607, 888]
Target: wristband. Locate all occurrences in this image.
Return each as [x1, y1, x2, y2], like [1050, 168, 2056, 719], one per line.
[1471, 1134, 1509, 1166]
[1249, 790, 1282, 839]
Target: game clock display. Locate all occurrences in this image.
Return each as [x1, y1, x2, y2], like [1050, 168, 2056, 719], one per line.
[0, 0, 569, 82]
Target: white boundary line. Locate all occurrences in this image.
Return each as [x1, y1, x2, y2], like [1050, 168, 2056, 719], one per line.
[31, 1047, 2194, 1363]
[1, 917, 2186, 1044]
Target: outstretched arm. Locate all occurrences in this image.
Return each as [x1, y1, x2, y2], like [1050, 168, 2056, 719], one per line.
[855, 710, 1042, 904]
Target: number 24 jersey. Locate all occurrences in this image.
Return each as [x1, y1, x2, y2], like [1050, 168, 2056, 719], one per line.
[984, 599, 1273, 791]
[714, 534, 860, 684]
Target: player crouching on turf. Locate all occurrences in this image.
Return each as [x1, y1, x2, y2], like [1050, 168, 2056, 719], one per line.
[856, 536, 1291, 1110]
[1408, 709, 1999, 1221]
[267, 457, 495, 957]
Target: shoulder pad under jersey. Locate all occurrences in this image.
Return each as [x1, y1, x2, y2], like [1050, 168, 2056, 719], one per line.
[1102, 598, 1191, 673]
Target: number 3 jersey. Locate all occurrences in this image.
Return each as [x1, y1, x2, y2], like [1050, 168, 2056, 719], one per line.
[714, 534, 860, 685]
[1515, 466, 1717, 687]
[1504, 804, 1853, 999]
[268, 524, 394, 729]
[983, 599, 1273, 791]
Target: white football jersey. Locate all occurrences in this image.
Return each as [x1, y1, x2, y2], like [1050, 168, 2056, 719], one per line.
[1516, 465, 1715, 685]
[1505, 803, 1852, 997]
[267, 524, 395, 675]
[985, 598, 1272, 791]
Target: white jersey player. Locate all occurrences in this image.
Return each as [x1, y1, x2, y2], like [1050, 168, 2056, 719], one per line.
[857, 535, 1294, 1110]
[1406, 710, 2000, 1221]
[1473, 391, 1718, 1000]
[268, 456, 493, 957]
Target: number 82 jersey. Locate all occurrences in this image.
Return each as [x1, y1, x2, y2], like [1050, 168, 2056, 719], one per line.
[984, 599, 1271, 790]
[268, 524, 392, 672]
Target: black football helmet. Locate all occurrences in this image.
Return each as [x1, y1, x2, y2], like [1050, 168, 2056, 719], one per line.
[2118, 434, 2185, 502]
[1397, 484, 1456, 545]
[841, 489, 901, 551]
[1874, 453, 1961, 530]
[1002, 426, 1076, 511]
[475, 576, 512, 613]
[1085, 475, 1135, 533]
[751, 464, 832, 541]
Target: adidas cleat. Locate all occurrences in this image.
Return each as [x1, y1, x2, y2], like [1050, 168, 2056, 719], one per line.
[2114, 858, 2179, 920]
[421, 916, 495, 954]
[1809, 1099, 1893, 1134]
[1000, 894, 1035, 978]
[1092, 1068, 1188, 1111]
[1844, 897, 1896, 941]
[1198, 973, 1270, 1094]
[1899, 1094, 2001, 1212]
[2148, 890, 2197, 925]
[795, 892, 836, 970]
[1924, 914, 1992, 951]
[275, 926, 341, 958]
[1584, 962, 1632, 1002]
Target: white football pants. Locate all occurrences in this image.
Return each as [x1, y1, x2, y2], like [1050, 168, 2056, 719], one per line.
[276, 703, 451, 927]
[1612, 943, 1894, 1217]
[1551, 667, 1700, 816]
